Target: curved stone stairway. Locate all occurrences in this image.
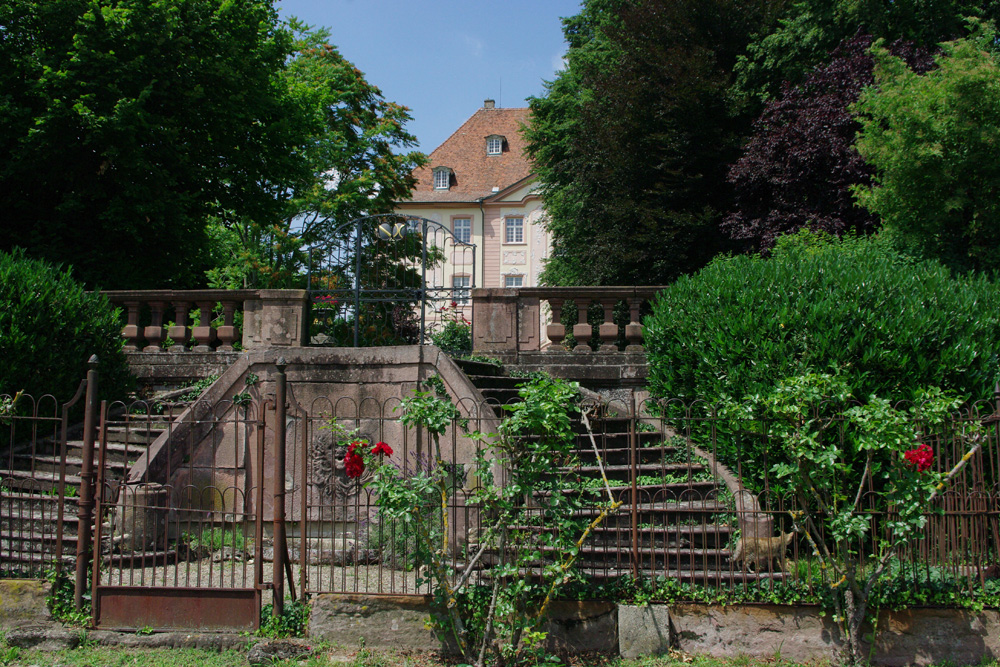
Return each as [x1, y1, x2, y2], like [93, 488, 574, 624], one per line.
[0, 389, 197, 574]
[455, 358, 787, 585]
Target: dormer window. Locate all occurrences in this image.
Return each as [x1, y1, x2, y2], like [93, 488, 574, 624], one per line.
[486, 135, 504, 156]
[433, 167, 452, 190]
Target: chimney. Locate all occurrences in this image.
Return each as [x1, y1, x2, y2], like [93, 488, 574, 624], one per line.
[484, 99, 495, 109]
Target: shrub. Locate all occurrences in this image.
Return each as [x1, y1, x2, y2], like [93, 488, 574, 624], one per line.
[645, 232, 1000, 405]
[0, 249, 132, 403]
[430, 302, 471, 355]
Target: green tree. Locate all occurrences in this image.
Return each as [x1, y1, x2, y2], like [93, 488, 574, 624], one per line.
[734, 0, 1000, 103]
[526, 0, 780, 286]
[853, 27, 1000, 274]
[0, 0, 308, 289]
[217, 22, 426, 289]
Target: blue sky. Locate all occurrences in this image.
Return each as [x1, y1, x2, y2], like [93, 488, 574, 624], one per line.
[275, 0, 582, 153]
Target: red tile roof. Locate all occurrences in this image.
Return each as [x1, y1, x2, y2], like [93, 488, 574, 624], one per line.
[404, 106, 534, 203]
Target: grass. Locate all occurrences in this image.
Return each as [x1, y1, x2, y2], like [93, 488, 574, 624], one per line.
[0, 644, 846, 667]
[6, 640, 1000, 667]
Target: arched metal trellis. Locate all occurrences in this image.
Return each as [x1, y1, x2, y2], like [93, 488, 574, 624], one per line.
[307, 214, 477, 347]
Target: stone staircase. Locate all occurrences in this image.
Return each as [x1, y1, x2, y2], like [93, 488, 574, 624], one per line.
[0, 390, 196, 575]
[454, 358, 785, 585]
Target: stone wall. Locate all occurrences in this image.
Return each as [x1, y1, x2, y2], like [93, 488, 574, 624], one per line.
[307, 596, 1000, 666]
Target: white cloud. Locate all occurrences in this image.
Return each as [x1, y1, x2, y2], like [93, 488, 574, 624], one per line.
[462, 34, 484, 58]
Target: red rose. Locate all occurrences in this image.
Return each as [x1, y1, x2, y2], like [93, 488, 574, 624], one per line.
[904, 443, 933, 473]
[371, 441, 393, 457]
[345, 441, 365, 478]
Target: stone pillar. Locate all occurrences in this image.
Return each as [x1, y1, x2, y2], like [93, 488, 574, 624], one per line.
[142, 301, 167, 352]
[241, 290, 309, 349]
[625, 297, 644, 352]
[168, 300, 192, 352]
[122, 301, 144, 352]
[598, 299, 618, 351]
[546, 298, 567, 351]
[191, 300, 218, 352]
[216, 300, 239, 351]
[470, 288, 520, 355]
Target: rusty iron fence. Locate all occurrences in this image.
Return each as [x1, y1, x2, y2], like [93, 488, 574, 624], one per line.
[257, 389, 1000, 602]
[5, 365, 1000, 625]
[90, 393, 266, 631]
[0, 380, 89, 579]
[277, 390, 495, 600]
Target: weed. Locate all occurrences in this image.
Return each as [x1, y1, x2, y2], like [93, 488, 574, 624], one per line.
[258, 599, 310, 638]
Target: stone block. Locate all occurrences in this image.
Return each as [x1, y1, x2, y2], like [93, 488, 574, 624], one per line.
[871, 608, 1000, 667]
[0, 580, 51, 628]
[543, 601, 617, 653]
[618, 604, 671, 658]
[308, 594, 442, 651]
[667, 604, 843, 663]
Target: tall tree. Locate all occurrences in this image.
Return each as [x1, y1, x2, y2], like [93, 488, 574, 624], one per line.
[214, 22, 425, 289]
[724, 35, 933, 253]
[0, 0, 308, 289]
[527, 0, 782, 286]
[853, 25, 1000, 275]
[734, 0, 1000, 103]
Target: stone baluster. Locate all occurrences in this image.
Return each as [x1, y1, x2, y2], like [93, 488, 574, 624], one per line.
[572, 300, 592, 352]
[122, 302, 145, 352]
[192, 300, 218, 352]
[545, 297, 566, 351]
[142, 302, 167, 352]
[625, 297, 644, 352]
[598, 299, 618, 351]
[216, 300, 239, 351]
[168, 300, 192, 352]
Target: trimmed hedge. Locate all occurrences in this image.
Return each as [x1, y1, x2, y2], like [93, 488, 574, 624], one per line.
[645, 232, 1000, 405]
[0, 249, 132, 404]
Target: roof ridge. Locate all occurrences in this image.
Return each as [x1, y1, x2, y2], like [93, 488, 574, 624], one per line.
[427, 107, 530, 159]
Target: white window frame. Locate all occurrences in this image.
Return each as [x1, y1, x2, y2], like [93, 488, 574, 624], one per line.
[504, 274, 524, 288]
[453, 218, 471, 244]
[452, 275, 471, 304]
[486, 135, 503, 155]
[433, 168, 451, 190]
[504, 217, 524, 244]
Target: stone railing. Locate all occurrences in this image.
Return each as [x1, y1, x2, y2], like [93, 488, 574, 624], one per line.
[471, 286, 665, 357]
[103, 290, 310, 352]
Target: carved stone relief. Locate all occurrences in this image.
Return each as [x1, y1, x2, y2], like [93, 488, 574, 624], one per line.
[503, 251, 526, 265]
[310, 426, 375, 521]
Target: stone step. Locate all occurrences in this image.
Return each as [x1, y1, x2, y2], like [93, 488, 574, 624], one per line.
[102, 425, 165, 445]
[488, 566, 791, 584]
[469, 375, 524, 389]
[13, 454, 132, 478]
[567, 462, 708, 476]
[454, 359, 505, 378]
[537, 480, 719, 497]
[0, 469, 82, 493]
[480, 388, 522, 405]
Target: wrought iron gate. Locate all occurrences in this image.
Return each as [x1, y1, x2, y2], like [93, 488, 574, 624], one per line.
[307, 214, 476, 347]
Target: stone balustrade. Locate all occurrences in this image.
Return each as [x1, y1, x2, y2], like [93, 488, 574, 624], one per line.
[471, 286, 666, 357]
[103, 290, 310, 352]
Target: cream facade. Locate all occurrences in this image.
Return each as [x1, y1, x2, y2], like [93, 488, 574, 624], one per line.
[395, 102, 549, 297]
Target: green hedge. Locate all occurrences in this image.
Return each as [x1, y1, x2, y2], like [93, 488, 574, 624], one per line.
[645, 232, 1000, 405]
[0, 249, 132, 404]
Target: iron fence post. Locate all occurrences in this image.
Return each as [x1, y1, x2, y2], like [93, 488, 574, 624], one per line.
[75, 355, 99, 611]
[354, 218, 363, 347]
[630, 395, 639, 579]
[273, 358, 288, 618]
[420, 218, 428, 346]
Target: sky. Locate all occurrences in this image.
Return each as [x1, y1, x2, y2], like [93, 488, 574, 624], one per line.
[275, 0, 583, 153]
